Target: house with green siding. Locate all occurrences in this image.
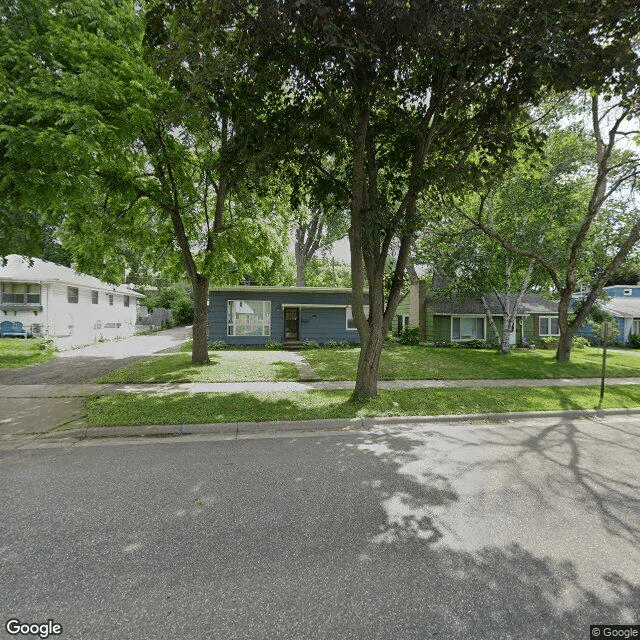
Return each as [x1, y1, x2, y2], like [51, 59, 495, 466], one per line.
[408, 281, 559, 345]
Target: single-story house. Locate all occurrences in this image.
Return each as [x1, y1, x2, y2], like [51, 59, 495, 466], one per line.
[574, 285, 640, 345]
[208, 286, 369, 346]
[408, 281, 559, 344]
[0, 255, 144, 343]
[394, 293, 411, 336]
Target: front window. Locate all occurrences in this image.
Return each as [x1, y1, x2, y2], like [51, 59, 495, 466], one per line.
[67, 287, 79, 304]
[92, 291, 98, 305]
[227, 300, 271, 336]
[1, 283, 41, 304]
[632, 319, 640, 335]
[346, 306, 369, 330]
[108, 294, 113, 306]
[452, 316, 485, 341]
[539, 316, 560, 336]
[124, 295, 130, 308]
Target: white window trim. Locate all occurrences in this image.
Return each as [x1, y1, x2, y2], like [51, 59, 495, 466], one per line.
[1, 282, 41, 304]
[346, 305, 369, 331]
[623, 288, 632, 296]
[632, 319, 640, 335]
[227, 299, 271, 337]
[451, 315, 486, 342]
[539, 316, 560, 336]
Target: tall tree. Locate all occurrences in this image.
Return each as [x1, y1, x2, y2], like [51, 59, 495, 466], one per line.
[417, 219, 544, 354]
[251, 0, 639, 396]
[465, 93, 640, 361]
[1, 0, 290, 363]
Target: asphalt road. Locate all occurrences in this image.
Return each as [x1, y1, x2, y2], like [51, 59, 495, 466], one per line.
[1, 415, 639, 640]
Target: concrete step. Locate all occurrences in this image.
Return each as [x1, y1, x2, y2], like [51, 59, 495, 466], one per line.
[282, 341, 304, 350]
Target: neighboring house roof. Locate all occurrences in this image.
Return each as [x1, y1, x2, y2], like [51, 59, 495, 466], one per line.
[210, 286, 365, 294]
[0, 255, 144, 298]
[602, 298, 640, 319]
[427, 292, 558, 316]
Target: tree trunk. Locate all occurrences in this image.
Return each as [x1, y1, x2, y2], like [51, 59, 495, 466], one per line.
[353, 325, 386, 399]
[555, 329, 576, 362]
[295, 254, 305, 287]
[191, 273, 210, 365]
[480, 296, 501, 346]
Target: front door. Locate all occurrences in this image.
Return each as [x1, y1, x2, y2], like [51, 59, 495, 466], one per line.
[284, 308, 299, 341]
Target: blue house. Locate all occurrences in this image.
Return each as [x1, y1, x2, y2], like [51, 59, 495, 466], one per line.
[208, 287, 369, 346]
[574, 285, 640, 345]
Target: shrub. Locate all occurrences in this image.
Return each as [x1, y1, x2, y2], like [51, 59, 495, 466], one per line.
[572, 336, 590, 349]
[399, 326, 420, 345]
[628, 333, 640, 349]
[339, 340, 352, 348]
[303, 339, 320, 349]
[208, 340, 229, 350]
[142, 283, 194, 326]
[540, 337, 559, 349]
[38, 338, 56, 352]
[323, 340, 339, 348]
[465, 339, 490, 349]
[265, 339, 282, 350]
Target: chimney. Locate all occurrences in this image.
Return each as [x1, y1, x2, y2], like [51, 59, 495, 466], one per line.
[409, 280, 427, 341]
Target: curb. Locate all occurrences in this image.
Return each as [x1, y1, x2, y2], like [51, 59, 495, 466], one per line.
[36, 406, 640, 442]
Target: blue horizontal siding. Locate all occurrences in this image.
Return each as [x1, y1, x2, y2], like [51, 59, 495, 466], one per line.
[604, 286, 640, 298]
[575, 316, 626, 344]
[208, 289, 369, 345]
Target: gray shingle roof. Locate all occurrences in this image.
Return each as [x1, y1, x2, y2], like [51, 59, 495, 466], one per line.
[427, 292, 558, 315]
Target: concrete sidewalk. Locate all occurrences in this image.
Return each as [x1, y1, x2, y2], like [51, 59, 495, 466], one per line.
[3, 375, 640, 449]
[2, 375, 640, 398]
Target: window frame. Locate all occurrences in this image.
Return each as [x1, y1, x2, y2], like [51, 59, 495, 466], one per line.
[346, 305, 369, 331]
[539, 315, 560, 337]
[1, 282, 41, 304]
[124, 295, 130, 308]
[623, 288, 632, 296]
[451, 315, 486, 342]
[67, 287, 79, 304]
[227, 299, 271, 337]
[108, 294, 113, 306]
[91, 290, 99, 305]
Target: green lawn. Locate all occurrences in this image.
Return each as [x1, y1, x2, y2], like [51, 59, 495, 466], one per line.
[94, 351, 300, 383]
[85, 384, 640, 426]
[0, 338, 57, 369]
[303, 345, 640, 380]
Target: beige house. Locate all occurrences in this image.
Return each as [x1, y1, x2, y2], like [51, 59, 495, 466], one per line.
[0, 255, 144, 344]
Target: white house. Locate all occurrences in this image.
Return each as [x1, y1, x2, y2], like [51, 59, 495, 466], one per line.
[0, 255, 144, 344]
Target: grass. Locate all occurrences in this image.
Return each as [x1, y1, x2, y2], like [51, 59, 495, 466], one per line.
[94, 351, 300, 383]
[0, 337, 57, 369]
[303, 344, 640, 380]
[84, 384, 640, 427]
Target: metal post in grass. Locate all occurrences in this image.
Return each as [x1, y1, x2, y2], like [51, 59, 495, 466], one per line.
[599, 322, 610, 406]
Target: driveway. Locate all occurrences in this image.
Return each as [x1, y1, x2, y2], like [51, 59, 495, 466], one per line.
[0, 326, 188, 385]
[1, 415, 638, 639]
